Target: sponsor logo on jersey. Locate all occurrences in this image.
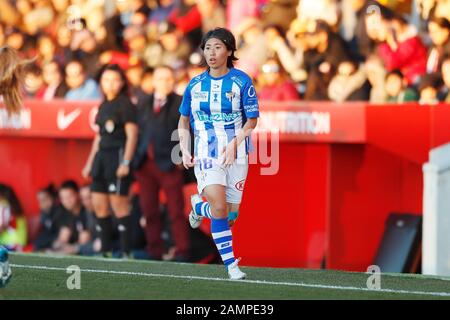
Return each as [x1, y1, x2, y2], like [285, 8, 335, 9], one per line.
[193, 91, 209, 102]
[225, 91, 239, 102]
[196, 110, 241, 123]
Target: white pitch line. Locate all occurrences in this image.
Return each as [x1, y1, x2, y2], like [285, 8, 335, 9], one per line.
[10, 263, 450, 298]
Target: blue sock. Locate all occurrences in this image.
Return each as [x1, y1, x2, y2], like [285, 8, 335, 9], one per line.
[211, 217, 235, 267]
[195, 202, 213, 218]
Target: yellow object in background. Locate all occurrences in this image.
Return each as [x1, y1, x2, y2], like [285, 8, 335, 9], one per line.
[377, 0, 412, 14]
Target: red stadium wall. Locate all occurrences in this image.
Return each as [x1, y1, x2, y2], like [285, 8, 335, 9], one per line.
[1, 101, 450, 272]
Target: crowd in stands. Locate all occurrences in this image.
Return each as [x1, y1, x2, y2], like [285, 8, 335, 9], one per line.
[0, 0, 449, 105]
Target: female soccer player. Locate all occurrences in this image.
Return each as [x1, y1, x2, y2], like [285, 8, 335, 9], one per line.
[0, 46, 30, 114]
[82, 64, 138, 258]
[178, 28, 259, 280]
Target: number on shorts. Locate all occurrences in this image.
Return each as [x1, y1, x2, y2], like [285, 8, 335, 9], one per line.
[199, 158, 213, 171]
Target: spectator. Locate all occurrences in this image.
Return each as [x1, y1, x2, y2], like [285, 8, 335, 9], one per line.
[84, 4, 108, 42]
[97, 14, 125, 52]
[226, 0, 261, 32]
[0, 184, 27, 251]
[197, 0, 226, 34]
[23, 63, 46, 99]
[417, 0, 437, 21]
[303, 21, 351, 100]
[257, 58, 300, 101]
[115, 0, 134, 27]
[234, 17, 270, 79]
[440, 55, 450, 102]
[144, 22, 192, 68]
[99, 50, 131, 71]
[70, 19, 101, 78]
[433, 0, 450, 22]
[129, 8, 148, 29]
[55, 24, 74, 63]
[47, 0, 71, 39]
[297, 0, 339, 29]
[364, 54, 388, 103]
[125, 59, 144, 101]
[426, 16, 450, 74]
[385, 69, 418, 103]
[344, 0, 377, 60]
[34, 184, 64, 251]
[21, 1, 54, 36]
[51, 180, 92, 255]
[37, 34, 59, 65]
[370, 9, 427, 85]
[418, 73, 442, 105]
[139, 66, 155, 97]
[124, 24, 149, 61]
[260, 0, 298, 32]
[42, 60, 69, 100]
[133, 66, 190, 262]
[64, 60, 101, 100]
[148, 0, 176, 26]
[168, 0, 202, 48]
[0, 0, 21, 26]
[328, 58, 371, 102]
[265, 21, 309, 83]
[5, 28, 27, 52]
[79, 184, 102, 256]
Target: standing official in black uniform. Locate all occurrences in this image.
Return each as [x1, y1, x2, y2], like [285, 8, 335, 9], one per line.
[82, 64, 138, 258]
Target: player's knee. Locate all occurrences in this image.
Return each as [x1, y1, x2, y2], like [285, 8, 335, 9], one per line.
[93, 199, 109, 217]
[211, 204, 227, 219]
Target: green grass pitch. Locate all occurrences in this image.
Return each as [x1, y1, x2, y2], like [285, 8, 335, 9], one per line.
[2, 253, 450, 299]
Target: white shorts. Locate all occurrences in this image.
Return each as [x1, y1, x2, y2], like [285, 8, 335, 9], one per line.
[194, 156, 249, 204]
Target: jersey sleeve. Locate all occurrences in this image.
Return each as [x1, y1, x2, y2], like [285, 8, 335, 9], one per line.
[179, 85, 192, 117]
[241, 78, 259, 118]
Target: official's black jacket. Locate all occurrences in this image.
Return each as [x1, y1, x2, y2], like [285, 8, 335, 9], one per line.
[133, 92, 182, 172]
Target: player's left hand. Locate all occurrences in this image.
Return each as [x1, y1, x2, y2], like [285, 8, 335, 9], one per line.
[221, 139, 237, 167]
[116, 164, 130, 178]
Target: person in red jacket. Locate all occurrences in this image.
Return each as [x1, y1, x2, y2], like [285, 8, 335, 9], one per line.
[376, 14, 427, 85]
[168, 0, 202, 47]
[257, 58, 300, 101]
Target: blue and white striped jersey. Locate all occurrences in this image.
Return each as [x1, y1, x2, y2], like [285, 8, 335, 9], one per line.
[179, 68, 259, 159]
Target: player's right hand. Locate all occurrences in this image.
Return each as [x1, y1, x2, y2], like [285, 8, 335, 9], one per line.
[182, 151, 195, 169]
[81, 164, 91, 179]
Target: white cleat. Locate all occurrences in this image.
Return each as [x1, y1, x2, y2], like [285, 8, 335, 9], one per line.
[228, 258, 246, 280]
[189, 194, 204, 229]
